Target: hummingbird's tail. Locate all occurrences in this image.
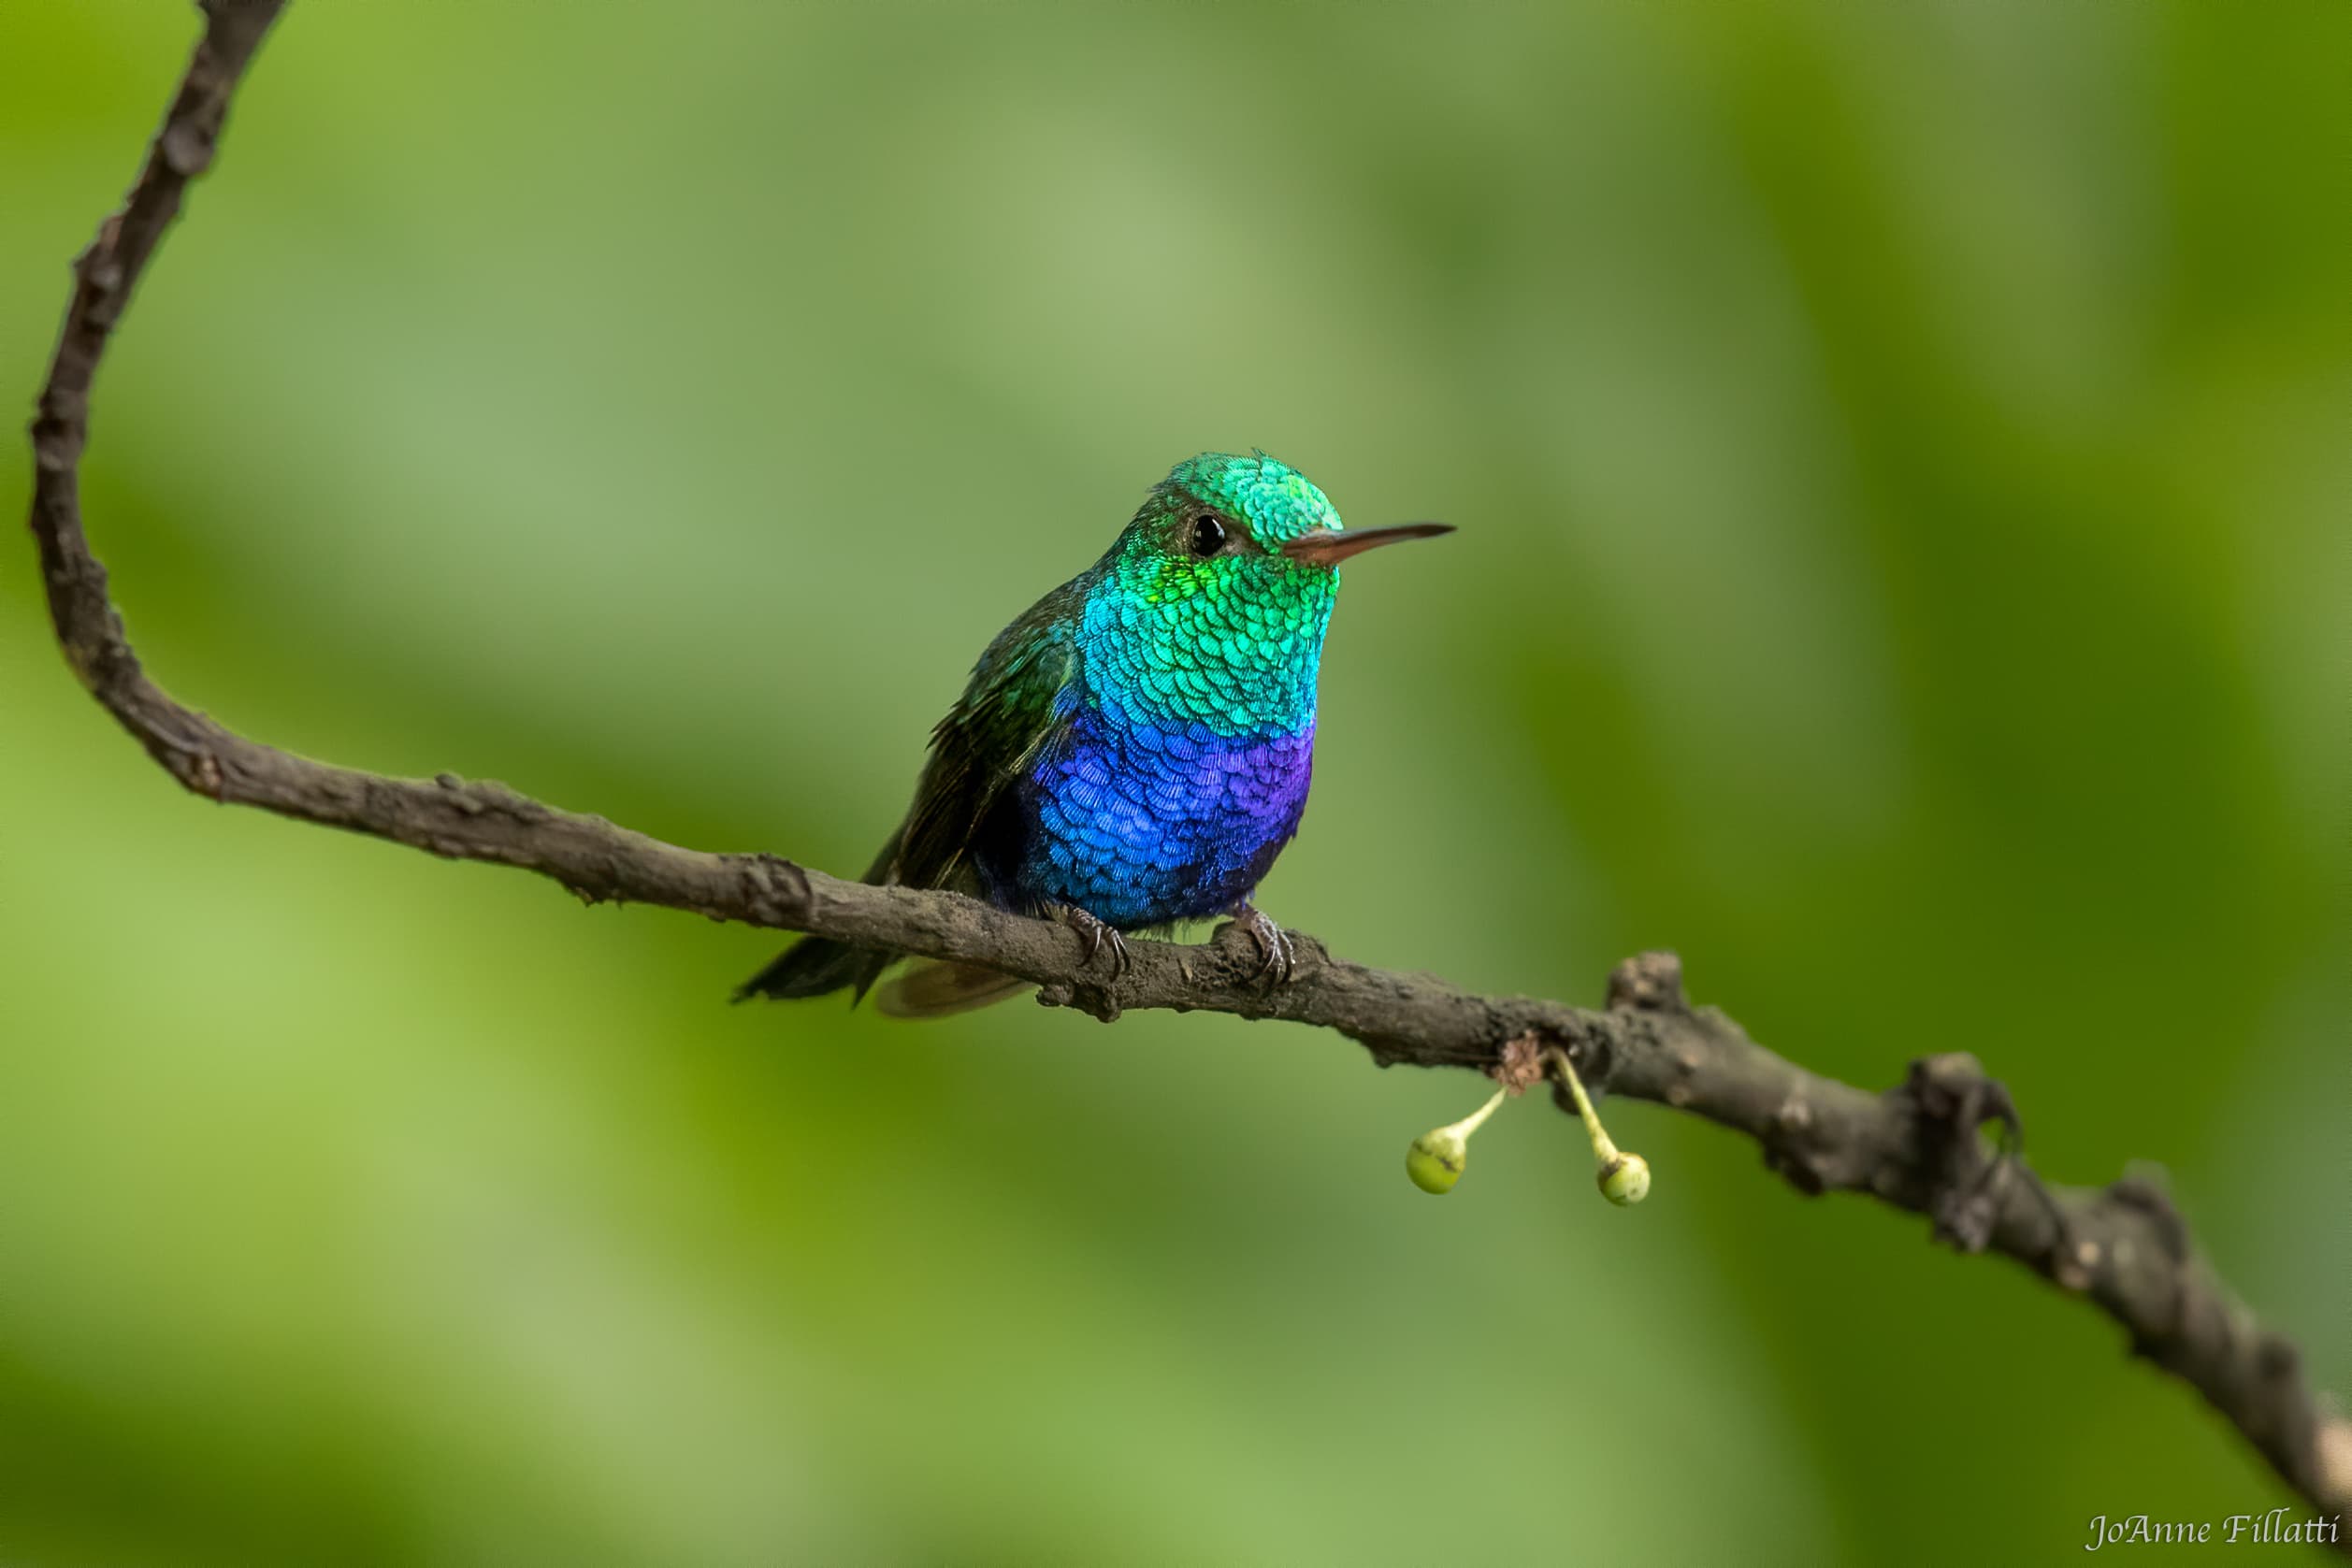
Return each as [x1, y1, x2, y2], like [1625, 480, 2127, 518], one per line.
[732, 935, 893, 1005]
[873, 959, 1032, 1017]
[733, 829, 902, 1005]
[731, 827, 1030, 1014]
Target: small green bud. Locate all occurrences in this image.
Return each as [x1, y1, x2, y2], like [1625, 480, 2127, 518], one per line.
[1405, 1086, 1508, 1196]
[1551, 1046, 1655, 1211]
[1597, 1152, 1652, 1206]
[1407, 1129, 1469, 1194]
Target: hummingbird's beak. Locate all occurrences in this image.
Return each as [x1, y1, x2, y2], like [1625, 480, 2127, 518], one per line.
[1280, 522, 1454, 567]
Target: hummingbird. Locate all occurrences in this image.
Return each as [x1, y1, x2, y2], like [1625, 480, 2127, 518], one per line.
[737, 452, 1451, 1016]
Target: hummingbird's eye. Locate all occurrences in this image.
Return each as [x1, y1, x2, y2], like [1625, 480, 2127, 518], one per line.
[1187, 514, 1227, 557]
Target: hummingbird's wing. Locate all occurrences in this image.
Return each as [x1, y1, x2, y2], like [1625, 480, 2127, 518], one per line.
[891, 580, 1085, 894]
[859, 583, 1088, 1017]
[735, 579, 1083, 1010]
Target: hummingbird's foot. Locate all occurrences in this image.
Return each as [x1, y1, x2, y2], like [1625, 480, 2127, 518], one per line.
[1231, 903, 1295, 987]
[1060, 905, 1131, 979]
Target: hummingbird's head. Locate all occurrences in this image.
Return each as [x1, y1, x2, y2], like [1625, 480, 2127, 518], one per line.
[1081, 453, 1450, 735]
[1115, 452, 1451, 598]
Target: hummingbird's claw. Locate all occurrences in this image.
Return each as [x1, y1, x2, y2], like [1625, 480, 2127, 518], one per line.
[1061, 906, 1131, 980]
[1232, 903, 1295, 987]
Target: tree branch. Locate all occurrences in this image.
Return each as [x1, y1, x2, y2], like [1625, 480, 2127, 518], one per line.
[24, 0, 2350, 1543]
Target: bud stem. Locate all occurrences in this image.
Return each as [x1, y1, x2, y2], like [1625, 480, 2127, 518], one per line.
[1448, 1086, 1509, 1143]
[1551, 1046, 1652, 1206]
[1550, 1048, 1619, 1162]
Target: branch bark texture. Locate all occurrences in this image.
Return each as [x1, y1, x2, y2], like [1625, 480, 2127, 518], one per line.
[24, 0, 2351, 1541]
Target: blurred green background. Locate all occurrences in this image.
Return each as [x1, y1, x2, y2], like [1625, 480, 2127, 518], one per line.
[4, 2, 2345, 1563]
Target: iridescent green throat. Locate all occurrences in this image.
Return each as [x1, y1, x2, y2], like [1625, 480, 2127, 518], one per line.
[1078, 453, 1343, 740]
